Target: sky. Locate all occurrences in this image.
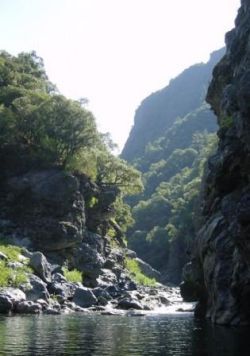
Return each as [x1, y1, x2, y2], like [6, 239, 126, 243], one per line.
[0, 0, 241, 152]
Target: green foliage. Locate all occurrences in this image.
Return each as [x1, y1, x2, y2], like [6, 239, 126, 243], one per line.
[113, 196, 134, 233]
[0, 50, 143, 234]
[62, 266, 83, 283]
[0, 243, 32, 287]
[122, 49, 223, 163]
[96, 152, 143, 196]
[0, 244, 24, 262]
[125, 258, 156, 287]
[122, 51, 224, 276]
[127, 130, 218, 270]
[0, 51, 98, 171]
[220, 115, 233, 129]
[0, 261, 30, 287]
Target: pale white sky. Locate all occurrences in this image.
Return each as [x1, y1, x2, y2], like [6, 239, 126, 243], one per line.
[0, 0, 240, 151]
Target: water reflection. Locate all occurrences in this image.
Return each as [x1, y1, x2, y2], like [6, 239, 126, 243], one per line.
[0, 313, 249, 355]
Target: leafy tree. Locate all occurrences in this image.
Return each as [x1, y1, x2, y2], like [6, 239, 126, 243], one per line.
[0, 51, 142, 237]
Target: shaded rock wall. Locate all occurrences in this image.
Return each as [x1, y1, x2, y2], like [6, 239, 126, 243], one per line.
[0, 168, 120, 285]
[183, 0, 250, 325]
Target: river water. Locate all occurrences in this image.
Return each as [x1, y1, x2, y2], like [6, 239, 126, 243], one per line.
[0, 311, 250, 356]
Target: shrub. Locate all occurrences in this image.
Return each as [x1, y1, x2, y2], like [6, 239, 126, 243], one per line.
[125, 258, 156, 287]
[0, 244, 25, 262]
[0, 243, 32, 287]
[62, 267, 83, 283]
[220, 115, 233, 129]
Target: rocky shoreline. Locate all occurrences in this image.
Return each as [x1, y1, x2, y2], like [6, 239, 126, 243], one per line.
[0, 167, 184, 316]
[0, 248, 183, 316]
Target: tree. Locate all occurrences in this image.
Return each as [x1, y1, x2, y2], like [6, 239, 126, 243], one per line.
[96, 152, 143, 196]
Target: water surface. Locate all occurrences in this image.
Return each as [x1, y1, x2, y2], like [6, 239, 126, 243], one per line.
[0, 312, 250, 355]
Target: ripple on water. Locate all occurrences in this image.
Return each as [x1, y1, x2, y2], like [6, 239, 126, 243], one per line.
[0, 313, 250, 356]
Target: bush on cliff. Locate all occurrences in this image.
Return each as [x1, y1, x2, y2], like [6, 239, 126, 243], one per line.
[0, 50, 143, 235]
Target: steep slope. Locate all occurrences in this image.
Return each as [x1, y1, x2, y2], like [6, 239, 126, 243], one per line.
[181, 0, 250, 325]
[122, 49, 223, 164]
[122, 51, 223, 283]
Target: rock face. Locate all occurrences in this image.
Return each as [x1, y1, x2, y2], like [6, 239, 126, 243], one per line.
[0, 168, 120, 284]
[0, 164, 170, 315]
[122, 50, 221, 162]
[182, 0, 250, 325]
[122, 50, 222, 284]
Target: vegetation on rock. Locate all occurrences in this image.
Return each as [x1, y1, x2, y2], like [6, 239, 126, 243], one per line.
[62, 266, 83, 283]
[0, 50, 142, 239]
[0, 243, 32, 287]
[122, 50, 223, 282]
[125, 258, 156, 287]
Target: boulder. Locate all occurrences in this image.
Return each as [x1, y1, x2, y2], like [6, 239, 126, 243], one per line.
[51, 273, 67, 283]
[96, 269, 118, 287]
[0, 288, 26, 313]
[72, 243, 105, 280]
[72, 286, 98, 308]
[117, 297, 143, 310]
[31, 220, 83, 252]
[16, 301, 42, 314]
[92, 287, 112, 306]
[29, 252, 51, 283]
[48, 280, 76, 301]
[105, 285, 121, 298]
[22, 274, 50, 302]
[44, 308, 61, 315]
[36, 299, 49, 310]
[93, 287, 112, 300]
[0, 295, 13, 313]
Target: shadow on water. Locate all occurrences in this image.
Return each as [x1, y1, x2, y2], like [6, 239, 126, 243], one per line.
[0, 313, 250, 355]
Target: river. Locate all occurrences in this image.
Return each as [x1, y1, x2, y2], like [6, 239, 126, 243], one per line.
[0, 311, 250, 355]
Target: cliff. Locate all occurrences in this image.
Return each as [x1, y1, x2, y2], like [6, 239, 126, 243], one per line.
[181, 0, 250, 325]
[0, 166, 183, 315]
[121, 52, 223, 284]
[122, 49, 222, 164]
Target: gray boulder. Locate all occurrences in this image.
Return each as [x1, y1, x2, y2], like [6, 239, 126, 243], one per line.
[16, 301, 42, 314]
[93, 287, 112, 300]
[22, 274, 50, 302]
[73, 243, 105, 280]
[52, 273, 67, 283]
[29, 252, 51, 283]
[0, 295, 13, 313]
[73, 286, 98, 308]
[117, 297, 143, 310]
[96, 269, 118, 287]
[0, 288, 26, 313]
[48, 280, 76, 301]
[28, 219, 83, 252]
